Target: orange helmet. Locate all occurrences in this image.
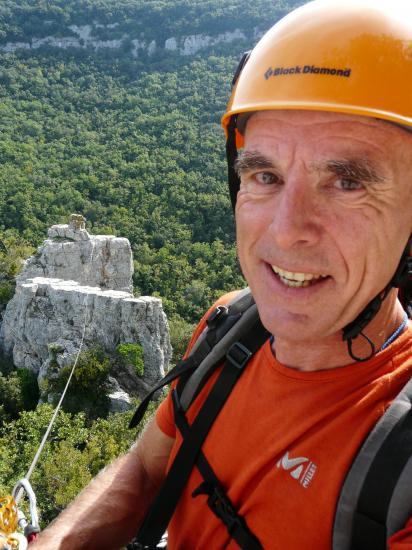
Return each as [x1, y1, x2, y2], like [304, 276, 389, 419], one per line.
[222, 0, 412, 152]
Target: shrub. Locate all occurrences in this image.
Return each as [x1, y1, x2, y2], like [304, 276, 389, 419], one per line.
[0, 371, 23, 423]
[116, 343, 145, 377]
[48, 347, 111, 421]
[17, 368, 40, 410]
[169, 314, 196, 365]
[0, 368, 39, 425]
[0, 280, 14, 309]
[0, 229, 34, 312]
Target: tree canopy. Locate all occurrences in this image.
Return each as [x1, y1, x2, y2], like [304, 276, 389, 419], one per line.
[0, 1, 303, 43]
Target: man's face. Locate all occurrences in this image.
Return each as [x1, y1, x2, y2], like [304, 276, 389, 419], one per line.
[235, 110, 412, 341]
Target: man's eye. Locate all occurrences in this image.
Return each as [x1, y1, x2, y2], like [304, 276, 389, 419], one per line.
[334, 178, 364, 191]
[255, 172, 279, 185]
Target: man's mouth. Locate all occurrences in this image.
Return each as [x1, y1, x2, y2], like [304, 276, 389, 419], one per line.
[271, 264, 329, 288]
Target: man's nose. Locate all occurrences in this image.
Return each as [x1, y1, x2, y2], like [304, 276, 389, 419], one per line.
[268, 178, 321, 250]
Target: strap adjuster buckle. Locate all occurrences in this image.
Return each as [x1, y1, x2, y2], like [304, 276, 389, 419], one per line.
[206, 305, 229, 329]
[226, 342, 252, 370]
[193, 482, 244, 536]
[209, 485, 243, 535]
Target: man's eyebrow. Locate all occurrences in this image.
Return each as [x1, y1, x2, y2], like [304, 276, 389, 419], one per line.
[324, 158, 386, 183]
[234, 150, 278, 176]
[235, 152, 387, 183]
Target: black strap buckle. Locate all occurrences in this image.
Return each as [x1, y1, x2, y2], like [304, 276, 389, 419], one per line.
[226, 341, 252, 369]
[193, 482, 244, 536]
[206, 305, 229, 329]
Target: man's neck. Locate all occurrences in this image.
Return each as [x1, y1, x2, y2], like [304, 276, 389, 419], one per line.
[272, 292, 407, 372]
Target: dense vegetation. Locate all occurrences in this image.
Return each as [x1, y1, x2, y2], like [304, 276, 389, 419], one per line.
[0, 403, 155, 526]
[0, 229, 34, 313]
[0, 0, 304, 325]
[0, 0, 302, 531]
[0, 0, 302, 43]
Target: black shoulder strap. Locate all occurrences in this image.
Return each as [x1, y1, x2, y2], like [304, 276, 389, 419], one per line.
[175, 386, 263, 550]
[128, 352, 206, 429]
[180, 301, 259, 411]
[333, 376, 412, 550]
[129, 288, 255, 429]
[135, 316, 269, 549]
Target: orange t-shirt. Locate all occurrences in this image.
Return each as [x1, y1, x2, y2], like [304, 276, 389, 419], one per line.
[156, 295, 412, 549]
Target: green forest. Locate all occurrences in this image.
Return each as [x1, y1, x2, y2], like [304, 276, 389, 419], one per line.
[0, 0, 302, 535]
[0, 0, 300, 42]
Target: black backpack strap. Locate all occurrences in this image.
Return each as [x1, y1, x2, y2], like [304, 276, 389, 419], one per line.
[129, 289, 255, 429]
[135, 317, 269, 548]
[129, 354, 203, 428]
[333, 376, 412, 550]
[177, 402, 263, 550]
[180, 302, 259, 410]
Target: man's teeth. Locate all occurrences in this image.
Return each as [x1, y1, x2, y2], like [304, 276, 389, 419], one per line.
[271, 265, 327, 288]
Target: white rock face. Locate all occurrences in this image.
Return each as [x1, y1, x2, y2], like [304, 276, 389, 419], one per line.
[20, 220, 133, 293]
[182, 34, 212, 56]
[0, 216, 171, 404]
[0, 26, 252, 56]
[2, 41, 30, 52]
[108, 376, 132, 413]
[181, 29, 246, 55]
[32, 36, 80, 49]
[164, 37, 178, 51]
[69, 24, 93, 41]
[93, 38, 124, 50]
[1, 277, 169, 385]
[148, 40, 157, 56]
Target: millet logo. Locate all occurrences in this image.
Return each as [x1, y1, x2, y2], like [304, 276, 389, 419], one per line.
[265, 65, 351, 80]
[276, 451, 318, 488]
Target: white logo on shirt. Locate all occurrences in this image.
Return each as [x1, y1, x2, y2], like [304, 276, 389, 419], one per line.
[276, 451, 317, 488]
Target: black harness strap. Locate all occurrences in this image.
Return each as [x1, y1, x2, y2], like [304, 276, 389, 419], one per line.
[351, 406, 412, 550]
[129, 355, 201, 429]
[135, 318, 269, 548]
[176, 404, 262, 550]
[129, 297, 251, 430]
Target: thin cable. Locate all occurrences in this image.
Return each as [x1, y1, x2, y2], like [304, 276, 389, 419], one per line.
[15, 239, 96, 505]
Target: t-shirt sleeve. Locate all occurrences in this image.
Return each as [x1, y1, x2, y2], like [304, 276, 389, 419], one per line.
[156, 389, 176, 438]
[155, 290, 241, 438]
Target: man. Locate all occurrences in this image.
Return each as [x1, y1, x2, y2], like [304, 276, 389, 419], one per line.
[32, 0, 412, 548]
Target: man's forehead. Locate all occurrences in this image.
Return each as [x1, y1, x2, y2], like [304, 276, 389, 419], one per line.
[241, 109, 412, 139]
[241, 110, 412, 167]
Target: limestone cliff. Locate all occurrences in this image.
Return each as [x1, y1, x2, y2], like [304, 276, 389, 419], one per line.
[0, 24, 262, 57]
[19, 215, 133, 293]
[0, 215, 171, 408]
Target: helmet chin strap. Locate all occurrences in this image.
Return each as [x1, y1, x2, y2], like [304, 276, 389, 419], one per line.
[226, 115, 240, 210]
[343, 242, 412, 362]
[226, 117, 412, 363]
